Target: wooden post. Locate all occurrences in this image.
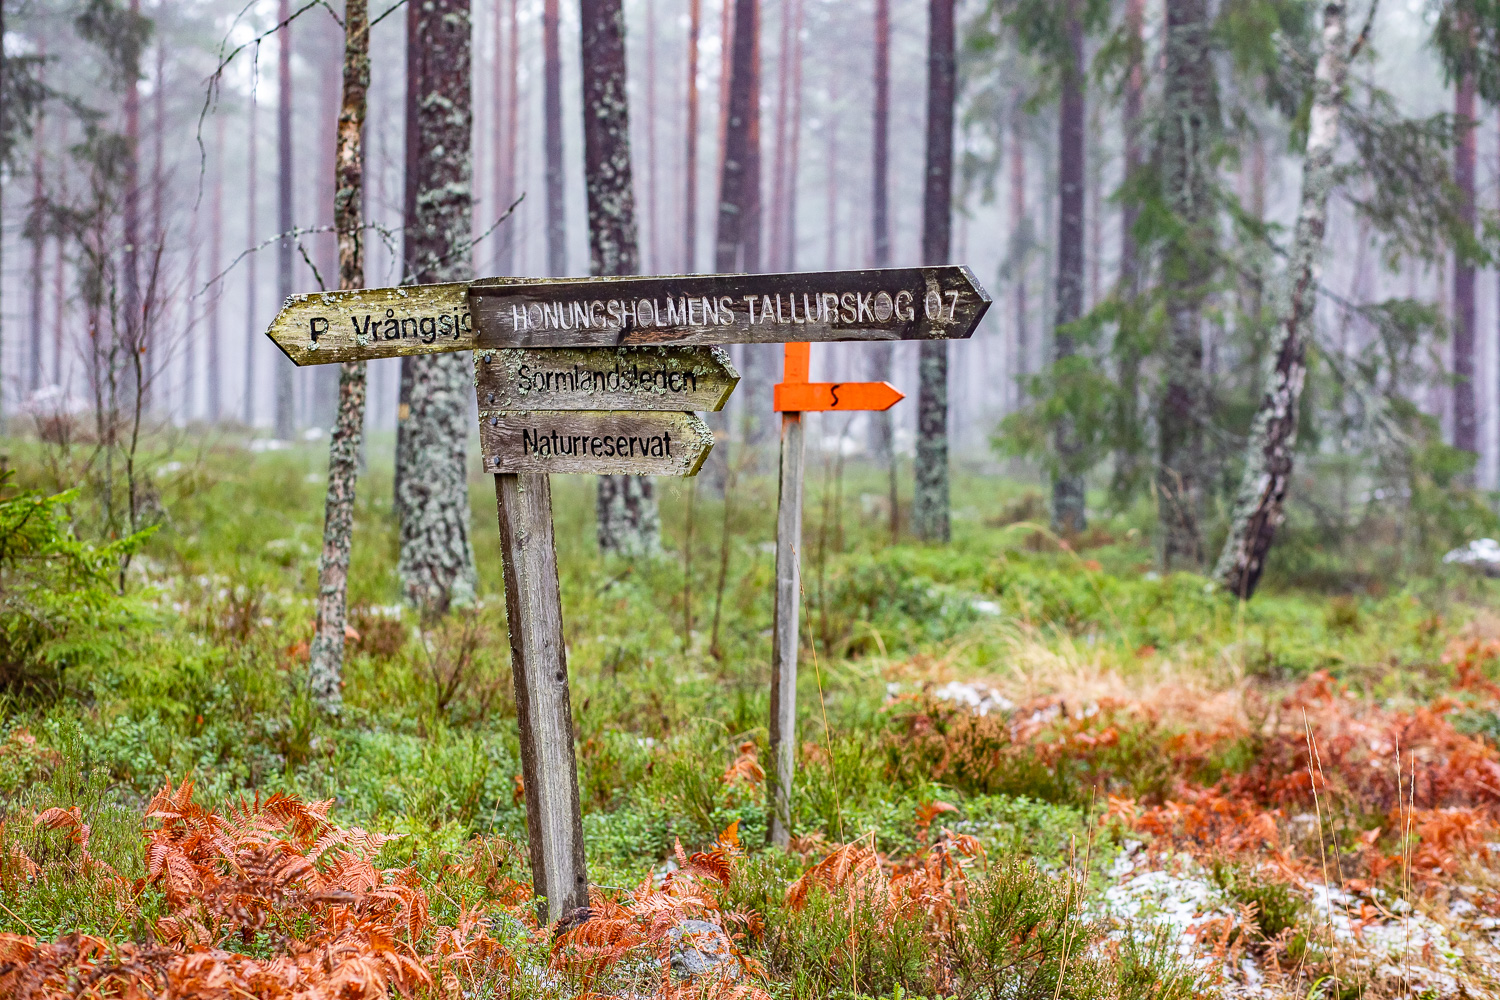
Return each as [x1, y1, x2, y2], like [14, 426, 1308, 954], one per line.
[494, 472, 589, 923]
[768, 343, 808, 848]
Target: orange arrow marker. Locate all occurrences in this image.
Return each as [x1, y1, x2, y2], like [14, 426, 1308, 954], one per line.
[773, 342, 905, 412]
[774, 380, 904, 412]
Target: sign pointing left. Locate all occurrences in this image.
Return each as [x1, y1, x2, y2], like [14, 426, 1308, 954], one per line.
[267, 283, 474, 366]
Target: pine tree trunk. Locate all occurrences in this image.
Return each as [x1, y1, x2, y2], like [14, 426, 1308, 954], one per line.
[308, 0, 371, 713]
[28, 89, 44, 396]
[1452, 71, 1478, 461]
[769, 0, 795, 271]
[684, 0, 701, 271]
[1050, 9, 1086, 535]
[580, 0, 660, 556]
[123, 0, 143, 411]
[395, 0, 479, 618]
[783, 0, 804, 270]
[1009, 100, 1027, 413]
[492, 0, 520, 275]
[151, 38, 166, 413]
[868, 0, 893, 464]
[913, 0, 955, 543]
[1156, 0, 1218, 570]
[543, 0, 566, 276]
[244, 84, 259, 427]
[275, 0, 295, 440]
[1109, 0, 1144, 500]
[1212, 0, 1349, 598]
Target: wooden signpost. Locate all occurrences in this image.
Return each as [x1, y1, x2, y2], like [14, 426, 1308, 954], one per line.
[766, 343, 906, 849]
[267, 268, 989, 922]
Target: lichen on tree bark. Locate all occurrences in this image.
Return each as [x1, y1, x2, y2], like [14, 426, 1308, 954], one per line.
[1155, 0, 1219, 571]
[580, 0, 659, 555]
[395, 0, 478, 618]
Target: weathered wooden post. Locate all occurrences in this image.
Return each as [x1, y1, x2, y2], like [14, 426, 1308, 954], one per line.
[494, 471, 589, 919]
[768, 344, 808, 847]
[767, 342, 905, 848]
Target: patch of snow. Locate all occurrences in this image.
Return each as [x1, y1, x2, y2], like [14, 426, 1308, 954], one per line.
[1444, 538, 1500, 576]
[933, 681, 1015, 717]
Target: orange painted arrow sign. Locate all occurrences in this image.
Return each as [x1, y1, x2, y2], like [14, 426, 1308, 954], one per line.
[774, 380, 904, 412]
[773, 342, 905, 412]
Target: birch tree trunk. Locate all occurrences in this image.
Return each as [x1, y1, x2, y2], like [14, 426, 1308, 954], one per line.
[395, 0, 479, 619]
[275, 0, 295, 440]
[579, 0, 660, 556]
[1156, 0, 1218, 570]
[913, 0, 955, 543]
[1050, 9, 1086, 536]
[1213, 0, 1350, 599]
[309, 0, 371, 713]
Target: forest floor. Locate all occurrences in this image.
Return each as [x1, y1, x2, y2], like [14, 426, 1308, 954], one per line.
[4, 432, 1500, 998]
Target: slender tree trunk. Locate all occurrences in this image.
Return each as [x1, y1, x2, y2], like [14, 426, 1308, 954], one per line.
[1156, 0, 1218, 570]
[494, 0, 520, 275]
[783, 0, 804, 270]
[543, 0, 567, 275]
[717, 0, 768, 448]
[151, 37, 166, 413]
[395, 0, 479, 618]
[309, 0, 371, 712]
[869, 0, 894, 464]
[209, 113, 224, 420]
[913, 0, 955, 543]
[52, 205, 64, 388]
[769, 0, 793, 271]
[824, 72, 838, 268]
[581, 0, 660, 555]
[123, 0, 143, 410]
[1452, 71, 1478, 461]
[1110, 0, 1145, 500]
[244, 82, 259, 426]
[1050, 10, 1087, 535]
[644, 0, 660, 274]
[508, 0, 521, 270]
[1213, 0, 1349, 598]
[1009, 100, 1027, 412]
[275, 0, 295, 439]
[28, 85, 44, 396]
[684, 0, 701, 271]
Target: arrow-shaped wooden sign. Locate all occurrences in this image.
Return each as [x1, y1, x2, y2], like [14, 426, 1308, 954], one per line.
[264, 267, 990, 366]
[476, 346, 738, 412]
[478, 409, 713, 476]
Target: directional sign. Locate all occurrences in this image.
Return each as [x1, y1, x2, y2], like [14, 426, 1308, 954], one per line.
[771, 341, 904, 412]
[264, 267, 990, 365]
[268, 282, 472, 366]
[478, 410, 713, 476]
[773, 380, 904, 412]
[469, 267, 990, 349]
[475, 346, 738, 412]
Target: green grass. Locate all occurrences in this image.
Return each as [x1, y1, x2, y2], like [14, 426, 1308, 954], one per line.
[2, 429, 1498, 994]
